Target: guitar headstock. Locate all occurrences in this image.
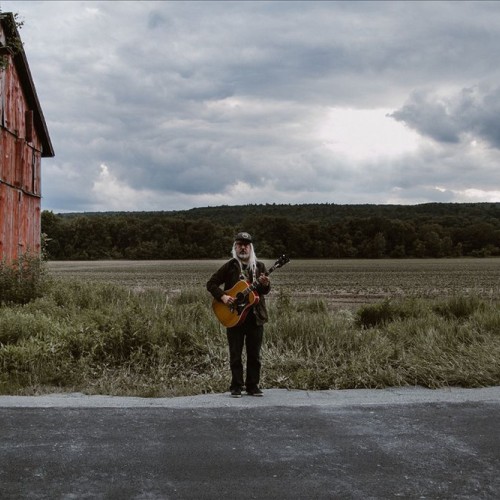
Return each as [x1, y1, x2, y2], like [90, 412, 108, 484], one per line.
[274, 254, 290, 269]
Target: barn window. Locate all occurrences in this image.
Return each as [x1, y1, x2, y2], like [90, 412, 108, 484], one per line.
[31, 149, 37, 194]
[25, 110, 34, 143]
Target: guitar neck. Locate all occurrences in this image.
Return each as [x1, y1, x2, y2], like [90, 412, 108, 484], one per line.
[242, 255, 289, 296]
[246, 264, 278, 293]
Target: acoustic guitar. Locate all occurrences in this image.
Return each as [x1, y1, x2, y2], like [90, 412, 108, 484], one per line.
[212, 254, 290, 328]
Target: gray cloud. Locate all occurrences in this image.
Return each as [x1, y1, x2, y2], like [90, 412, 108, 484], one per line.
[391, 86, 500, 148]
[4, 0, 500, 211]
[390, 91, 464, 144]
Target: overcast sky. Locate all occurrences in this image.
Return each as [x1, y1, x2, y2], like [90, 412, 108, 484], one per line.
[3, 1, 500, 212]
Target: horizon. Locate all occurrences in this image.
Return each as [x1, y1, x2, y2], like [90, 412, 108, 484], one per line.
[46, 200, 499, 216]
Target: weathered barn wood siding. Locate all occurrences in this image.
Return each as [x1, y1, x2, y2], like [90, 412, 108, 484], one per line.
[0, 13, 52, 263]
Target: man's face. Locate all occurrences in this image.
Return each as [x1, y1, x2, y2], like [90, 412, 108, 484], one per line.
[235, 241, 251, 261]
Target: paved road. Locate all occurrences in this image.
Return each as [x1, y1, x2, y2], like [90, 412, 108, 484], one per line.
[1, 387, 499, 499]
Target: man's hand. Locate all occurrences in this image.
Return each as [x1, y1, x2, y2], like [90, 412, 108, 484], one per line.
[258, 275, 270, 286]
[221, 294, 234, 305]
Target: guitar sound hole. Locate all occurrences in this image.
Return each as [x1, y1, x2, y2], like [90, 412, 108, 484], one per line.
[235, 292, 245, 303]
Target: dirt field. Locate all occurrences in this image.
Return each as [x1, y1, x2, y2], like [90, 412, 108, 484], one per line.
[47, 258, 500, 309]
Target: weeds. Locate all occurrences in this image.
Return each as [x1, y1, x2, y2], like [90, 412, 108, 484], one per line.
[433, 294, 486, 320]
[0, 255, 48, 305]
[356, 298, 429, 329]
[265, 294, 500, 391]
[0, 278, 227, 396]
[0, 276, 499, 396]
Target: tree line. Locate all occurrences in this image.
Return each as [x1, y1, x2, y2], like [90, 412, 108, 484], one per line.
[41, 203, 500, 260]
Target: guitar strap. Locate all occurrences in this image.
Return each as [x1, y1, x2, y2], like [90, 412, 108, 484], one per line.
[240, 264, 251, 282]
[235, 256, 258, 285]
[239, 262, 258, 294]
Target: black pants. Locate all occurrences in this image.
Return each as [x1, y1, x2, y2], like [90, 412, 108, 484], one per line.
[226, 311, 263, 392]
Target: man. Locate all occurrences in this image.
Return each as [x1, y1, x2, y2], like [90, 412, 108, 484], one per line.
[207, 232, 271, 397]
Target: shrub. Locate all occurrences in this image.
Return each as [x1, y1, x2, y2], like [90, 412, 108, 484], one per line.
[356, 298, 429, 329]
[0, 309, 57, 345]
[0, 255, 48, 305]
[296, 298, 328, 314]
[433, 295, 485, 320]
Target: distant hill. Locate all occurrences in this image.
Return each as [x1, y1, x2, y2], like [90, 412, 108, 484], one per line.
[57, 202, 500, 223]
[43, 203, 500, 260]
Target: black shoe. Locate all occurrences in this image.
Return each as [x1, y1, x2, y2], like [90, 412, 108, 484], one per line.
[230, 389, 242, 398]
[247, 388, 263, 397]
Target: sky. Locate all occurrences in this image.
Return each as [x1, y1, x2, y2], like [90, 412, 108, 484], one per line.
[3, 0, 500, 213]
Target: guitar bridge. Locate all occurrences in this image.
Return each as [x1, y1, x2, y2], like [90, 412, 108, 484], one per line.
[228, 302, 247, 315]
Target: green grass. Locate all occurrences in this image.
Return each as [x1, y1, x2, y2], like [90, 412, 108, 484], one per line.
[1, 271, 499, 396]
[0, 279, 228, 396]
[264, 294, 500, 390]
[0, 255, 48, 305]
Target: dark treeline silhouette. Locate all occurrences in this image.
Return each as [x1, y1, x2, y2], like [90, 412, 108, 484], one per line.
[41, 203, 500, 260]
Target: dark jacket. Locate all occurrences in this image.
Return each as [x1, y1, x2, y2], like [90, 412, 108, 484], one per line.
[207, 258, 270, 326]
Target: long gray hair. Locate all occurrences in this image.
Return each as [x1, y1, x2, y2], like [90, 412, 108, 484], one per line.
[232, 242, 258, 280]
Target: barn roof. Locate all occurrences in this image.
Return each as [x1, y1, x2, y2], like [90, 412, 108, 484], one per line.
[1, 12, 54, 157]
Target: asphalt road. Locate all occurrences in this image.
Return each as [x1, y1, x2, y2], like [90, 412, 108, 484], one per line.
[1, 387, 499, 499]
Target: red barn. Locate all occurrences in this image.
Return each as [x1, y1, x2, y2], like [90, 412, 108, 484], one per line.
[0, 12, 54, 263]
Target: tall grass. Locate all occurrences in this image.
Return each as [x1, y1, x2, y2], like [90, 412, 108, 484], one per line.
[0, 278, 228, 396]
[263, 294, 500, 390]
[0, 276, 499, 396]
[0, 255, 48, 305]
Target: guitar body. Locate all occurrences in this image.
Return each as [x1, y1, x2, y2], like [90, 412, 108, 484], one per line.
[212, 280, 260, 328]
[211, 255, 290, 328]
